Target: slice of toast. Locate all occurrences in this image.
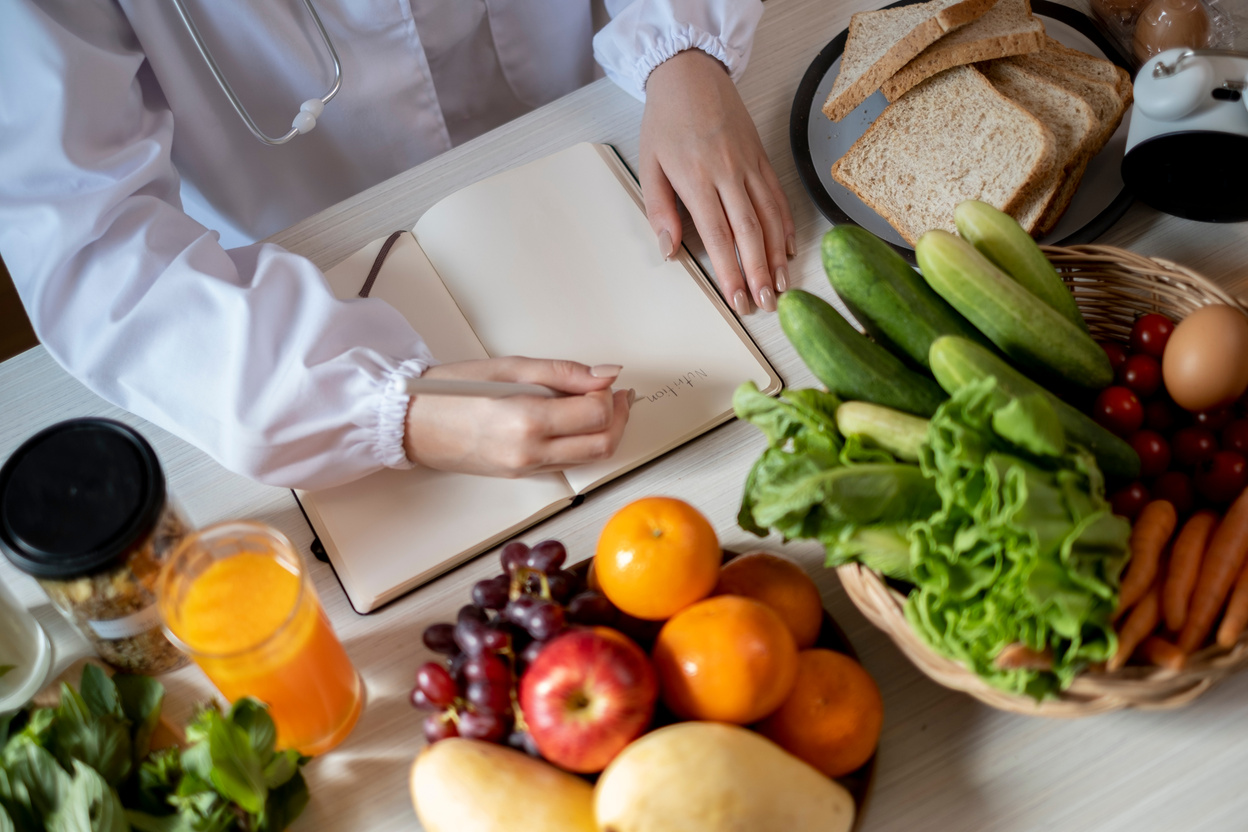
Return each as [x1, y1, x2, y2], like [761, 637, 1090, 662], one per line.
[881, 0, 1045, 102]
[1031, 36, 1134, 101]
[830, 65, 1056, 245]
[980, 60, 1098, 234]
[822, 0, 999, 122]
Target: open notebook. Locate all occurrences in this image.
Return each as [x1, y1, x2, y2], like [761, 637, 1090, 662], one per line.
[296, 142, 781, 613]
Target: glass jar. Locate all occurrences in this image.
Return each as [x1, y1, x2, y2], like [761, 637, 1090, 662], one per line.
[0, 418, 190, 674]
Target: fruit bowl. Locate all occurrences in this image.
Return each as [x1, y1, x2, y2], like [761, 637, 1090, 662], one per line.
[838, 244, 1248, 717]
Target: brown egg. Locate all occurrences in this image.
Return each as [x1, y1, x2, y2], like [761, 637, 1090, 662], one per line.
[1162, 304, 1248, 412]
[1091, 0, 1151, 26]
[1133, 0, 1212, 63]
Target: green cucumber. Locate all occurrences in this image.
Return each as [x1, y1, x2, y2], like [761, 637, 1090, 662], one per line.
[778, 289, 946, 417]
[821, 225, 993, 369]
[916, 230, 1112, 389]
[835, 402, 929, 462]
[954, 200, 1089, 332]
[929, 335, 1140, 479]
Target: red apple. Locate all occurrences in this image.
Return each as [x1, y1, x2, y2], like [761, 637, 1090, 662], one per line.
[518, 626, 657, 773]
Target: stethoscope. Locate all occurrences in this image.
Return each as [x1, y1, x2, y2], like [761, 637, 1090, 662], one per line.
[170, 0, 342, 146]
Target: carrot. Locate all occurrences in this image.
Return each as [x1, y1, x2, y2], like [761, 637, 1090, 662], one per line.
[1163, 510, 1219, 632]
[1216, 554, 1248, 648]
[1179, 487, 1248, 653]
[1109, 581, 1161, 671]
[994, 643, 1053, 670]
[1116, 500, 1178, 618]
[1139, 636, 1187, 671]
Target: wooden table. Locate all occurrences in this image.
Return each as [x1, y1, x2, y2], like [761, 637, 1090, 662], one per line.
[4, 0, 1248, 828]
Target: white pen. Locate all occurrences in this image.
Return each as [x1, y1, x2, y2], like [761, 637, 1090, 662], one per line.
[391, 377, 562, 399]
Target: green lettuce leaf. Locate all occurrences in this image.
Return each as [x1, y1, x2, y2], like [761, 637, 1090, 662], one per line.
[905, 377, 1131, 698]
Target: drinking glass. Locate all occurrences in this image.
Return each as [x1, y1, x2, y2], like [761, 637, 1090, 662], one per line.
[158, 521, 363, 755]
[0, 575, 52, 713]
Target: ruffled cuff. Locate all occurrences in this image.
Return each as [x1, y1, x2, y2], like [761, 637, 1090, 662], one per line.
[376, 357, 434, 470]
[592, 1, 763, 101]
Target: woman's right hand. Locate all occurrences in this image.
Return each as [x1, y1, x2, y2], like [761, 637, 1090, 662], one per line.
[402, 357, 632, 478]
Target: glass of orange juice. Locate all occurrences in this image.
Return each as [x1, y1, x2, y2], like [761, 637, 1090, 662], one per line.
[158, 521, 363, 755]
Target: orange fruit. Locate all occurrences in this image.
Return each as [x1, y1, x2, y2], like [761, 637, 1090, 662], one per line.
[715, 552, 824, 649]
[594, 496, 720, 621]
[651, 594, 798, 724]
[756, 649, 883, 778]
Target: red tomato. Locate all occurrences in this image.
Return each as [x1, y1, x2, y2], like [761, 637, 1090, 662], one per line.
[1172, 426, 1218, 469]
[1093, 386, 1144, 437]
[1193, 407, 1233, 433]
[1152, 470, 1195, 516]
[1099, 340, 1130, 373]
[1223, 419, 1248, 455]
[1130, 430, 1172, 478]
[1144, 398, 1180, 433]
[1129, 313, 1175, 359]
[1195, 451, 1248, 505]
[1110, 481, 1151, 520]
[1118, 354, 1163, 400]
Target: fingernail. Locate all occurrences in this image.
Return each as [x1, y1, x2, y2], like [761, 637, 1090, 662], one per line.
[759, 286, 777, 313]
[733, 290, 751, 317]
[775, 266, 788, 293]
[786, 235, 796, 258]
[658, 229, 674, 260]
[591, 364, 623, 378]
[627, 388, 636, 406]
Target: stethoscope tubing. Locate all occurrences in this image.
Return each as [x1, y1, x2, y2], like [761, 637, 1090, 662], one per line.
[169, 0, 343, 146]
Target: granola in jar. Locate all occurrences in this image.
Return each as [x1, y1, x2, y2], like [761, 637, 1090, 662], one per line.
[0, 418, 191, 674]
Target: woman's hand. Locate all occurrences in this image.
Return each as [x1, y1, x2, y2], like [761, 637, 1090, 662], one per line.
[640, 49, 795, 317]
[403, 357, 632, 477]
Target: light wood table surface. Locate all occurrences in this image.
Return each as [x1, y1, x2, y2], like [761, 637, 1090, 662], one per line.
[3, 0, 1247, 829]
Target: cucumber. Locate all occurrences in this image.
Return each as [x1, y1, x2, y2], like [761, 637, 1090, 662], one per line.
[820, 225, 993, 369]
[916, 230, 1113, 389]
[835, 402, 929, 462]
[778, 289, 946, 417]
[953, 200, 1089, 332]
[929, 335, 1140, 480]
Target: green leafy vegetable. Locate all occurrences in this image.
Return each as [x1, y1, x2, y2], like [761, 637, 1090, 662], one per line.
[0, 671, 309, 832]
[905, 377, 1130, 698]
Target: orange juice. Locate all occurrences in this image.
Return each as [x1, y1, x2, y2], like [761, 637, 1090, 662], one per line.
[160, 522, 363, 755]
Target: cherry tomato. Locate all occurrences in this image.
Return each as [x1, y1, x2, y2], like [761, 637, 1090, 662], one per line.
[1194, 451, 1248, 505]
[1144, 398, 1181, 433]
[1223, 419, 1248, 455]
[1110, 481, 1151, 520]
[1118, 354, 1163, 400]
[1092, 386, 1144, 437]
[1172, 426, 1218, 469]
[1099, 340, 1130, 373]
[1129, 313, 1175, 359]
[1193, 407, 1233, 433]
[1130, 430, 1172, 478]
[1152, 470, 1195, 516]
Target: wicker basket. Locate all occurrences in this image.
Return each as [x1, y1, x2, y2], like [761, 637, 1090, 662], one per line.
[838, 244, 1248, 717]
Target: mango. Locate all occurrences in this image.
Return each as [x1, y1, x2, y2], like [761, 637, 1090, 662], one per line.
[594, 721, 855, 832]
[410, 738, 596, 832]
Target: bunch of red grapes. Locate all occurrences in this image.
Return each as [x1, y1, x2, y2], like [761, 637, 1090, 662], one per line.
[408, 538, 626, 749]
[1093, 313, 1248, 520]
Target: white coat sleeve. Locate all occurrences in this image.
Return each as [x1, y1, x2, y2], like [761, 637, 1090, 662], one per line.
[592, 0, 765, 101]
[0, 1, 435, 491]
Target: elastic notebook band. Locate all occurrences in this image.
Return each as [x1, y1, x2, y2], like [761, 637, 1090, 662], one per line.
[358, 230, 406, 298]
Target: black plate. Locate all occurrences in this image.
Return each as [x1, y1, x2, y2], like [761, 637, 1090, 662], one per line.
[790, 0, 1136, 263]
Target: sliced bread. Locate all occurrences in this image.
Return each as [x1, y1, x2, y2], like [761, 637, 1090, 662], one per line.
[1032, 36, 1134, 102]
[881, 0, 1045, 102]
[830, 65, 1056, 245]
[980, 60, 1098, 234]
[822, 0, 999, 122]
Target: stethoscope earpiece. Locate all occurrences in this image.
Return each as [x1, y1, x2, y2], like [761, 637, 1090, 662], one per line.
[292, 99, 326, 135]
[1135, 48, 1215, 122]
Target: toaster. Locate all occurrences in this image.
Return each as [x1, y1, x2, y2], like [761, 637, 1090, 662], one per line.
[1122, 48, 1248, 222]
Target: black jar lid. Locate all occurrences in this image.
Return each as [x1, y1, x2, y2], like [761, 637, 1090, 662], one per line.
[0, 418, 166, 579]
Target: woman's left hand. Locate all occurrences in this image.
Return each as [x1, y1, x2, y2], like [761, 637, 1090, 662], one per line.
[640, 49, 795, 317]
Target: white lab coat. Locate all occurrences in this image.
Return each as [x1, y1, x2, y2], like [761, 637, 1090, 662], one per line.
[0, 0, 763, 489]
